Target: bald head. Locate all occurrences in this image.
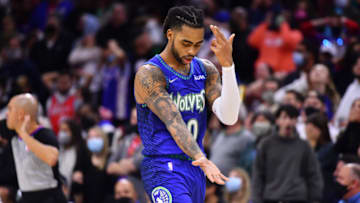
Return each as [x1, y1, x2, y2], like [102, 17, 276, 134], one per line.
[7, 94, 38, 129]
[11, 94, 38, 119]
[114, 178, 137, 201]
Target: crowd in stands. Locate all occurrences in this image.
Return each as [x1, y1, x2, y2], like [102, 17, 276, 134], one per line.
[1, 0, 360, 202]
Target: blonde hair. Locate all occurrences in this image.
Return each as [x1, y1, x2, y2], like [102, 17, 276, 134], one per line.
[225, 168, 251, 203]
[88, 126, 109, 170]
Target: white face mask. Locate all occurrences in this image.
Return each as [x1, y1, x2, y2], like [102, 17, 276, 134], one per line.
[58, 131, 71, 145]
[252, 122, 272, 137]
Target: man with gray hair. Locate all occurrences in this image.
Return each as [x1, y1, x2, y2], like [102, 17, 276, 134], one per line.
[336, 163, 360, 202]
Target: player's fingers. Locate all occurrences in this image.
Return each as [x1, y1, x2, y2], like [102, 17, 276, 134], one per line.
[207, 173, 215, 183]
[228, 33, 235, 46]
[214, 176, 225, 185]
[220, 173, 229, 182]
[210, 25, 226, 43]
[192, 160, 200, 166]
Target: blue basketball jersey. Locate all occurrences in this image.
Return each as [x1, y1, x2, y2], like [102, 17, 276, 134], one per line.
[136, 54, 207, 157]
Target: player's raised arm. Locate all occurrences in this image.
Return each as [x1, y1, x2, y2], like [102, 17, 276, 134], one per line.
[134, 65, 204, 160]
[204, 25, 240, 125]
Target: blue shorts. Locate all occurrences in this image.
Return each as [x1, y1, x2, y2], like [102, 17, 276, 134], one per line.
[141, 156, 206, 203]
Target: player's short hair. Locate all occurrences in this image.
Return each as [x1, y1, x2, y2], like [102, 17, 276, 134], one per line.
[163, 6, 204, 35]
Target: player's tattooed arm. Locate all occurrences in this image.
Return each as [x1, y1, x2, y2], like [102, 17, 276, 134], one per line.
[202, 59, 221, 108]
[134, 65, 204, 160]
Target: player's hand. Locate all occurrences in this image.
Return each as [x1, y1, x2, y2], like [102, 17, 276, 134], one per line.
[209, 25, 235, 67]
[16, 115, 30, 138]
[192, 157, 229, 185]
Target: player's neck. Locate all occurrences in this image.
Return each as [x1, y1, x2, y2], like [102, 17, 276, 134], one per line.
[160, 49, 189, 74]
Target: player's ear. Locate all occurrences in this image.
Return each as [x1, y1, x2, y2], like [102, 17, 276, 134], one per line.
[17, 109, 25, 121]
[166, 29, 174, 41]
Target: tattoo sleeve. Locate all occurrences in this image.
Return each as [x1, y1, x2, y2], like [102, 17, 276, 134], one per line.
[134, 65, 204, 159]
[202, 59, 222, 108]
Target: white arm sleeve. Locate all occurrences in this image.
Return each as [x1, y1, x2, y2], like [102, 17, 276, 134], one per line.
[212, 64, 240, 125]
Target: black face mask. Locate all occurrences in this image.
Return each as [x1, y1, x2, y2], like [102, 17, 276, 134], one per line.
[115, 197, 133, 203]
[124, 124, 138, 135]
[44, 24, 58, 38]
[304, 107, 321, 117]
[81, 116, 96, 131]
[355, 74, 360, 80]
[333, 181, 348, 200]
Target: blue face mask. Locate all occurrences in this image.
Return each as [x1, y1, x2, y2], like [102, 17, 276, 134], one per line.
[87, 138, 104, 153]
[225, 177, 242, 193]
[293, 51, 304, 67]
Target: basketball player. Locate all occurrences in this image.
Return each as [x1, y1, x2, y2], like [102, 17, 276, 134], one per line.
[0, 94, 66, 203]
[134, 6, 240, 203]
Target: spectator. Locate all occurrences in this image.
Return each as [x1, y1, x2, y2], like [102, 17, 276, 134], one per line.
[334, 98, 360, 156]
[106, 108, 145, 203]
[91, 40, 133, 122]
[29, 14, 74, 89]
[248, 11, 303, 76]
[252, 105, 323, 203]
[305, 113, 338, 203]
[275, 64, 340, 119]
[210, 105, 255, 175]
[47, 71, 81, 135]
[282, 90, 304, 112]
[72, 126, 112, 203]
[297, 90, 340, 141]
[224, 168, 251, 203]
[68, 34, 102, 88]
[104, 178, 139, 203]
[335, 163, 360, 202]
[96, 3, 132, 51]
[334, 56, 360, 128]
[229, 6, 257, 83]
[57, 119, 90, 199]
[0, 35, 47, 105]
[250, 110, 275, 147]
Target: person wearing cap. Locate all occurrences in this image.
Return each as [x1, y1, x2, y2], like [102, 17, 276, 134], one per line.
[252, 105, 323, 203]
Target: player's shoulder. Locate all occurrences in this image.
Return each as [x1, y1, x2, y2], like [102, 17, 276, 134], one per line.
[136, 63, 165, 81]
[196, 58, 219, 77]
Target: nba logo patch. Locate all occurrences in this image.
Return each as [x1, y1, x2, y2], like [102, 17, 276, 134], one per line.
[151, 186, 172, 203]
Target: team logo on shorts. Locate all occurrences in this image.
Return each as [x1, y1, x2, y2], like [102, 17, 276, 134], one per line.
[151, 186, 172, 203]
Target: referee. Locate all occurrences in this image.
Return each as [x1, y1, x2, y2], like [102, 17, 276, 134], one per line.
[0, 93, 66, 203]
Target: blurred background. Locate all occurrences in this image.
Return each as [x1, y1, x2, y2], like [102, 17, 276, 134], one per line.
[0, 0, 360, 203]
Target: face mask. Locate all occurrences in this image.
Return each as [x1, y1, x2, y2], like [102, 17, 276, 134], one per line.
[225, 177, 242, 193]
[44, 24, 58, 38]
[262, 91, 275, 104]
[87, 137, 104, 153]
[252, 122, 272, 137]
[333, 181, 349, 199]
[115, 197, 133, 203]
[58, 131, 71, 145]
[304, 106, 321, 117]
[293, 52, 304, 67]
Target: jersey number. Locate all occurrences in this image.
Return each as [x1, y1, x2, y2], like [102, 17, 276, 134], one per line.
[187, 119, 199, 140]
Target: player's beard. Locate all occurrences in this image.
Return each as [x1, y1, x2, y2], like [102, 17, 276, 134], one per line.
[171, 40, 186, 65]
